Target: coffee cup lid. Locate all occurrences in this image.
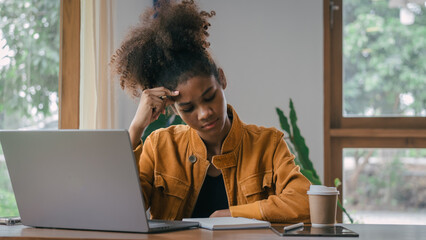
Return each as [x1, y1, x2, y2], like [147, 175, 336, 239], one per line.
[307, 185, 339, 195]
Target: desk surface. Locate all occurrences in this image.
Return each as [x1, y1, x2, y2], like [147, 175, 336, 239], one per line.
[1, 224, 425, 240]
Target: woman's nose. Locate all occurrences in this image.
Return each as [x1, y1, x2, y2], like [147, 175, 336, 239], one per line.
[198, 104, 212, 121]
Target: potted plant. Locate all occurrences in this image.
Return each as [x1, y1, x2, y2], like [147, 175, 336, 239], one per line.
[276, 99, 354, 223]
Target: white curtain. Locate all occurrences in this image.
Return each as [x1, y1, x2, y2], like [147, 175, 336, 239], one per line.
[80, 0, 115, 129]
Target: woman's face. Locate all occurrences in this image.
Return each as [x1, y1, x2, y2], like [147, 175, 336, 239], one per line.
[173, 72, 231, 144]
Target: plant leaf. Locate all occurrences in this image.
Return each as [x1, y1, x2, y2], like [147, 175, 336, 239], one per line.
[276, 107, 291, 136]
[170, 114, 185, 125]
[141, 114, 185, 141]
[142, 114, 168, 141]
[289, 99, 320, 180]
[334, 178, 342, 188]
[284, 140, 301, 166]
[338, 199, 354, 224]
[300, 169, 322, 185]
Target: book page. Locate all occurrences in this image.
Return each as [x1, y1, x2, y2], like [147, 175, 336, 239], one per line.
[182, 217, 270, 230]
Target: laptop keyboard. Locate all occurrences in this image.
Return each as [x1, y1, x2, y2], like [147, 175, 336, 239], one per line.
[148, 221, 169, 228]
[147, 219, 200, 232]
[148, 220, 185, 229]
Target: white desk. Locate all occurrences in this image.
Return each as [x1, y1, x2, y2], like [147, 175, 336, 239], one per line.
[0, 224, 425, 240]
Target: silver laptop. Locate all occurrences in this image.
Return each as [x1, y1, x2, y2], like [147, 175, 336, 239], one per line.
[0, 130, 199, 233]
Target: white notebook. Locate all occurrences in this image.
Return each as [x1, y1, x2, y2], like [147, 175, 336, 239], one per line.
[182, 217, 270, 230]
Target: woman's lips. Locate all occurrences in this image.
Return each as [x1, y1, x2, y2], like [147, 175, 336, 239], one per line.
[202, 118, 218, 130]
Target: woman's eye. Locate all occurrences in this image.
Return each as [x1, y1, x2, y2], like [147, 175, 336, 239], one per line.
[181, 107, 194, 113]
[205, 93, 216, 102]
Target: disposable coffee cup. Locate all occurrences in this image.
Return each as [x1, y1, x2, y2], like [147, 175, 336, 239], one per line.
[307, 185, 339, 228]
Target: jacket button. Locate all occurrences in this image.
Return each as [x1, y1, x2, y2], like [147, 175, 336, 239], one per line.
[188, 155, 197, 163]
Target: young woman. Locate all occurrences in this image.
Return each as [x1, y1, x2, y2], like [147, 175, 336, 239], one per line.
[110, 0, 310, 223]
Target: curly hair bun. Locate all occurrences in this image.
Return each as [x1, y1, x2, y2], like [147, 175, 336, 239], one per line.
[110, 0, 217, 97]
[155, 0, 215, 52]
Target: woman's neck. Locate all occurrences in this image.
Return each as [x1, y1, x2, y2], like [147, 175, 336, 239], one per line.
[203, 114, 232, 159]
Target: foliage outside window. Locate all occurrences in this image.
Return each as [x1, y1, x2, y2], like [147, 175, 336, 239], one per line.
[343, 148, 426, 224]
[338, 0, 426, 224]
[343, 0, 426, 117]
[0, 0, 60, 216]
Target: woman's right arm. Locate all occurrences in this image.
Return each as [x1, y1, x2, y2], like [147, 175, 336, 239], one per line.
[134, 133, 155, 210]
[129, 87, 179, 149]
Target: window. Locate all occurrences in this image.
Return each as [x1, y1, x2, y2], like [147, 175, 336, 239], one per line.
[0, 0, 80, 217]
[324, 0, 426, 224]
[343, 148, 426, 224]
[0, 0, 60, 217]
[343, 0, 425, 117]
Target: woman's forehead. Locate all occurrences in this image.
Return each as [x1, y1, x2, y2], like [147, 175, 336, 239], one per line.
[174, 75, 217, 103]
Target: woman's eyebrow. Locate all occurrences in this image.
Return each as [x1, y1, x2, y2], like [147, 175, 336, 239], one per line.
[177, 87, 213, 106]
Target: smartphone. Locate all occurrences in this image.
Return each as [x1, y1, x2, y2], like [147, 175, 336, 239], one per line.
[0, 217, 21, 226]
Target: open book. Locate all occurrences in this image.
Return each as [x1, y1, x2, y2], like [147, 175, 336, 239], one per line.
[182, 217, 271, 230]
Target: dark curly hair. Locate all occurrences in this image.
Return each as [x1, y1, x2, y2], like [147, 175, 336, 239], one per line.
[110, 0, 218, 98]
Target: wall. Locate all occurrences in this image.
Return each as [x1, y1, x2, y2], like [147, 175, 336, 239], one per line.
[113, 0, 324, 181]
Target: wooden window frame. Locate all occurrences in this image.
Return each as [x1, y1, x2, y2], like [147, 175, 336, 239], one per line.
[324, 0, 426, 222]
[59, 0, 80, 129]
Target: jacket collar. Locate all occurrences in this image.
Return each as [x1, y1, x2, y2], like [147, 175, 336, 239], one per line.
[189, 105, 243, 168]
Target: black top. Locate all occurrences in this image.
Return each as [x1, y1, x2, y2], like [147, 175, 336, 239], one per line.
[191, 174, 229, 218]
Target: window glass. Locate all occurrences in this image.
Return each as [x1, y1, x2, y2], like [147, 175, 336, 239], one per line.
[343, 0, 426, 117]
[0, 0, 60, 216]
[343, 148, 426, 224]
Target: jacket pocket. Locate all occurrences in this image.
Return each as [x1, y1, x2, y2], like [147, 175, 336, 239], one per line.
[240, 171, 273, 203]
[150, 173, 189, 220]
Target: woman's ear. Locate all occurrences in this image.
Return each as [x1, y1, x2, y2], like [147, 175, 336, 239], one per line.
[218, 68, 227, 90]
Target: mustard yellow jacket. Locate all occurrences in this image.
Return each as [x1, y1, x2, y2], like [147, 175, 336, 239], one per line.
[134, 105, 311, 223]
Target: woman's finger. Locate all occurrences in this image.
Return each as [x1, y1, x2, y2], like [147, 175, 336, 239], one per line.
[145, 87, 179, 99]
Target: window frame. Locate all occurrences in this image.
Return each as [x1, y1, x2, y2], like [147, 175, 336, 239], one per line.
[59, 0, 80, 129]
[323, 0, 426, 222]
[0, 0, 76, 215]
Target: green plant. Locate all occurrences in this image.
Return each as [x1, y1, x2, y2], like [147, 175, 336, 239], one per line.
[141, 113, 185, 142]
[276, 99, 354, 223]
[0, 0, 60, 129]
[0, 162, 19, 216]
[0, 189, 19, 217]
[334, 178, 354, 223]
[343, 0, 426, 116]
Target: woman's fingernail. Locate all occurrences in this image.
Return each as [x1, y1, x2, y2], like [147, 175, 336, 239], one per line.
[173, 91, 179, 95]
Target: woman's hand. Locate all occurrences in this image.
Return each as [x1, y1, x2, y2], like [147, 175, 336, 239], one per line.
[129, 87, 179, 149]
[209, 209, 231, 218]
